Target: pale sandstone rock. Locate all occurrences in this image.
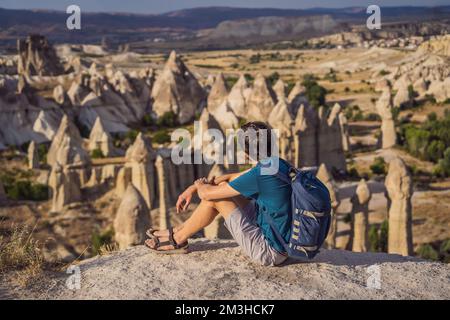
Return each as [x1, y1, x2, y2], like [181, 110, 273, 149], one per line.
[287, 81, 306, 103]
[339, 112, 351, 153]
[426, 77, 450, 103]
[53, 85, 70, 106]
[316, 164, 339, 249]
[207, 72, 228, 114]
[125, 133, 156, 209]
[155, 155, 171, 231]
[273, 79, 286, 101]
[227, 74, 251, 118]
[46, 238, 450, 299]
[349, 179, 372, 252]
[32, 110, 62, 141]
[317, 104, 346, 172]
[17, 35, 64, 77]
[393, 83, 411, 107]
[412, 78, 428, 97]
[376, 89, 397, 149]
[47, 115, 90, 167]
[293, 104, 318, 168]
[151, 51, 205, 124]
[48, 162, 82, 213]
[27, 140, 39, 169]
[116, 167, 132, 198]
[269, 98, 294, 162]
[211, 102, 239, 132]
[114, 184, 151, 250]
[386, 157, 413, 256]
[246, 73, 276, 122]
[88, 117, 115, 157]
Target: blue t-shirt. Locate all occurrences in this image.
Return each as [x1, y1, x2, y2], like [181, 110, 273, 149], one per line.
[228, 157, 292, 253]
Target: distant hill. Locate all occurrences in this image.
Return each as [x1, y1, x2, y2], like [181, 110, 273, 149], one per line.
[0, 6, 449, 47]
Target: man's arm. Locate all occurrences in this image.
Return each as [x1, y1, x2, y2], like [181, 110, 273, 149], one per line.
[195, 179, 240, 201]
[210, 169, 250, 185]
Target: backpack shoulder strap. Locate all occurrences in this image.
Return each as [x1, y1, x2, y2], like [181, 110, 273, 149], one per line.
[273, 161, 297, 184]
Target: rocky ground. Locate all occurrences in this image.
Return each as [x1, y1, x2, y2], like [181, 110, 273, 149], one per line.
[2, 238, 449, 300]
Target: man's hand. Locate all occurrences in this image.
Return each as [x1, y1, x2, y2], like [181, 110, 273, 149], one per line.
[176, 185, 196, 214]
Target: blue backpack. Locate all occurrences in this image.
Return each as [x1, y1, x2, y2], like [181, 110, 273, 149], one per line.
[263, 164, 332, 260]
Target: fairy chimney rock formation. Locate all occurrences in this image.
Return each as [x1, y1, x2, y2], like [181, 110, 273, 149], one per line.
[28, 141, 39, 169]
[316, 163, 339, 248]
[227, 74, 251, 118]
[318, 104, 346, 172]
[47, 115, 89, 167]
[376, 89, 397, 149]
[151, 50, 205, 124]
[155, 155, 171, 231]
[269, 99, 294, 161]
[288, 81, 306, 103]
[17, 35, 64, 77]
[385, 157, 413, 256]
[293, 104, 318, 168]
[350, 179, 372, 252]
[88, 117, 115, 157]
[115, 167, 132, 198]
[48, 162, 82, 213]
[207, 73, 228, 113]
[114, 184, 151, 250]
[53, 85, 70, 106]
[125, 133, 156, 209]
[273, 79, 286, 101]
[246, 73, 276, 122]
[33, 110, 61, 141]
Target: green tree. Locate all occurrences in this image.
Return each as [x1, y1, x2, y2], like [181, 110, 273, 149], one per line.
[379, 220, 389, 253]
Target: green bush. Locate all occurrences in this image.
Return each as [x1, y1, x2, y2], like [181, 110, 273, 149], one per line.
[126, 130, 139, 141]
[157, 111, 178, 128]
[153, 130, 171, 144]
[142, 114, 155, 127]
[370, 157, 387, 175]
[249, 54, 261, 64]
[378, 70, 390, 76]
[6, 180, 49, 201]
[368, 225, 379, 252]
[417, 244, 439, 261]
[91, 228, 115, 256]
[379, 220, 389, 253]
[267, 72, 280, 86]
[37, 144, 48, 164]
[302, 74, 326, 109]
[225, 76, 239, 88]
[91, 148, 105, 159]
[436, 148, 450, 177]
[399, 112, 450, 167]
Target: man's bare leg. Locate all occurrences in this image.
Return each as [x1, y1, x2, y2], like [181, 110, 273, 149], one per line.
[146, 200, 219, 249]
[146, 197, 243, 250]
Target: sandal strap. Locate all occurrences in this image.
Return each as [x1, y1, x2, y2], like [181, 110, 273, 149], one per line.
[168, 227, 180, 249]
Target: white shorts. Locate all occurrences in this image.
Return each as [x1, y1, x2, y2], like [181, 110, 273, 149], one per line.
[224, 202, 288, 266]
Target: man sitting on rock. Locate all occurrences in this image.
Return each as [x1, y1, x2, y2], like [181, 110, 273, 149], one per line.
[145, 122, 291, 266]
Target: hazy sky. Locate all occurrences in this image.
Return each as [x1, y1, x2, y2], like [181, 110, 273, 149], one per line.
[1, 0, 449, 14]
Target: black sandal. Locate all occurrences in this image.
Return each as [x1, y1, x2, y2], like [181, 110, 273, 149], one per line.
[145, 227, 189, 254]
